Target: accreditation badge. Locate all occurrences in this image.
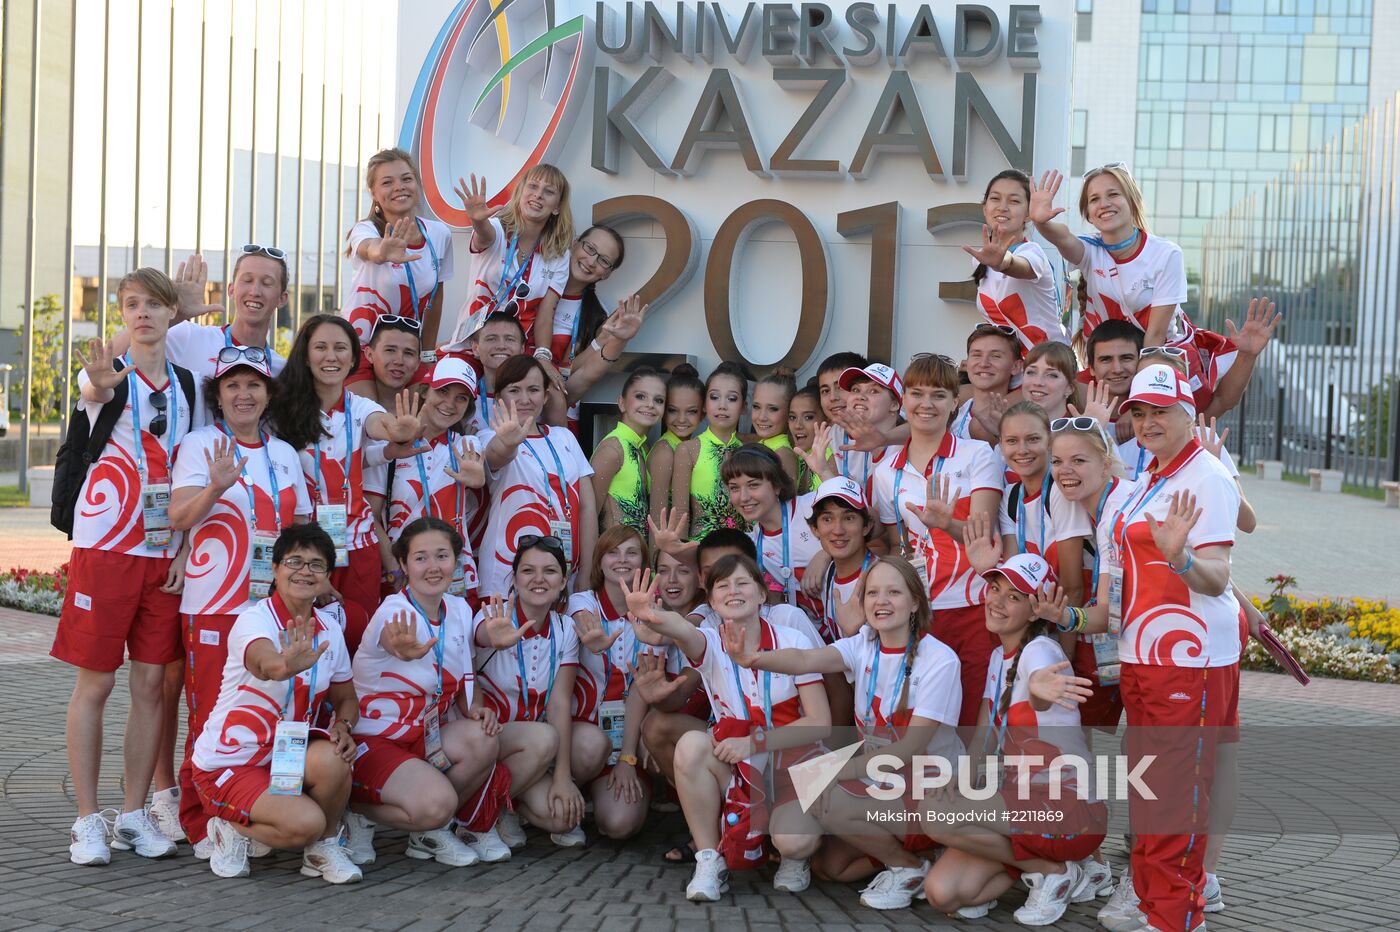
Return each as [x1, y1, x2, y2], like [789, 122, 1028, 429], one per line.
[1092, 634, 1121, 686]
[549, 518, 574, 565]
[248, 531, 278, 603]
[1106, 551, 1125, 639]
[316, 503, 349, 568]
[423, 705, 451, 773]
[141, 480, 173, 549]
[269, 720, 310, 795]
[599, 698, 627, 766]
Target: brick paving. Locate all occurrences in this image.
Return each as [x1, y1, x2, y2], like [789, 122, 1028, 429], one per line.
[2, 607, 1399, 931]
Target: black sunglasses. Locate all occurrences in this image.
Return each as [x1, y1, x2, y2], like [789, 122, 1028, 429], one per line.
[148, 390, 168, 438]
[217, 345, 269, 364]
[518, 534, 564, 553]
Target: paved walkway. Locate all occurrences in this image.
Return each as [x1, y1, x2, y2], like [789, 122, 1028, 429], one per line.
[1, 606, 1398, 931]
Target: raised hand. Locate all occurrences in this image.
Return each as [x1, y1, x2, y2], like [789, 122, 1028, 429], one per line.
[478, 594, 536, 649]
[386, 389, 424, 442]
[1030, 582, 1070, 624]
[77, 338, 127, 393]
[280, 614, 329, 677]
[1029, 170, 1066, 225]
[832, 582, 866, 638]
[455, 174, 501, 227]
[489, 398, 530, 447]
[205, 435, 242, 492]
[800, 422, 836, 477]
[1225, 295, 1280, 357]
[972, 391, 1010, 438]
[572, 609, 623, 655]
[1069, 380, 1117, 429]
[904, 473, 962, 533]
[377, 215, 423, 265]
[962, 223, 1020, 269]
[174, 253, 225, 321]
[598, 293, 647, 343]
[381, 609, 437, 661]
[630, 652, 687, 704]
[720, 620, 760, 668]
[1144, 491, 1202, 567]
[837, 412, 892, 454]
[621, 568, 660, 625]
[645, 506, 689, 557]
[1028, 660, 1094, 710]
[445, 439, 486, 488]
[961, 510, 1002, 574]
[1195, 415, 1230, 461]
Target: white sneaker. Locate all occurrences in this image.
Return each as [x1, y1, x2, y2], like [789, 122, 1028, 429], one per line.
[407, 825, 481, 867]
[1014, 862, 1081, 926]
[68, 811, 115, 866]
[550, 824, 586, 847]
[300, 835, 363, 884]
[496, 810, 526, 848]
[1203, 872, 1225, 913]
[110, 809, 177, 859]
[193, 837, 213, 861]
[772, 857, 811, 893]
[207, 817, 251, 878]
[248, 837, 273, 858]
[1098, 866, 1140, 927]
[149, 787, 186, 842]
[1100, 906, 1152, 932]
[955, 899, 998, 919]
[859, 861, 930, 910]
[460, 825, 512, 863]
[1072, 857, 1115, 902]
[341, 811, 377, 865]
[687, 848, 729, 902]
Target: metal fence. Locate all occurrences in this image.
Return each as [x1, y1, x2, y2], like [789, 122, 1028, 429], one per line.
[1199, 91, 1400, 492]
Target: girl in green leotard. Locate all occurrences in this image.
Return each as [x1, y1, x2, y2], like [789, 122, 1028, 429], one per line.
[671, 361, 750, 540]
[750, 368, 800, 487]
[591, 367, 666, 534]
[788, 384, 824, 493]
[647, 363, 703, 529]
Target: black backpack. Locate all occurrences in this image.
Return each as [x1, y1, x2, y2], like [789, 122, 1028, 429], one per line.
[50, 361, 197, 538]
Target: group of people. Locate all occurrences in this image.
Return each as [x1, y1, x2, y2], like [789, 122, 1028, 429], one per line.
[53, 152, 1281, 932]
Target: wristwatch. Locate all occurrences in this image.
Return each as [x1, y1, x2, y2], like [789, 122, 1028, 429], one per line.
[752, 726, 767, 753]
[617, 753, 639, 767]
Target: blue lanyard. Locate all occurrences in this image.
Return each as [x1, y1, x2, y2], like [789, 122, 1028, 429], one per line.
[598, 596, 643, 700]
[124, 357, 178, 482]
[221, 422, 279, 530]
[312, 393, 354, 505]
[403, 217, 441, 318]
[822, 552, 872, 642]
[279, 619, 319, 722]
[893, 446, 946, 549]
[727, 645, 773, 726]
[988, 653, 1011, 755]
[1132, 444, 1148, 480]
[513, 606, 556, 721]
[412, 436, 463, 527]
[522, 433, 571, 518]
[1014, 480, 1049, 556]
[863, 637, 909, 732]
[405, 590, 446, 703]
[1112, 476, 1167, 553]
[1089, 478, 1117, 592]
[753, 504, 794, 604]
[489, 233, 535, 311]
[222, 327, 234, 348]
[954, 402, 973, 437]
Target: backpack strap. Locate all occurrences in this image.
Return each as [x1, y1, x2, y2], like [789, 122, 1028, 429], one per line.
[84, 363, 131, 465]
[1005, 481, 1022, 523]
[173, 364, 196, 414]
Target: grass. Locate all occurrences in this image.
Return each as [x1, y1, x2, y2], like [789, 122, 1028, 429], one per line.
[0, 486, 30, 508]
[1277, 470, 1387, 501]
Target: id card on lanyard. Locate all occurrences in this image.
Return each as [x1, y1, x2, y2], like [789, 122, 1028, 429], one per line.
[893, 448, 943, 591]
[523, 433, 574, 563]
[598, 616, 641, 765]
[1088, 480, 1121, 685]
[415, 440, 468, 596]
[127, 361, 178, 550]
[226, 424, 281, 603]
[407, 592, 453, 772]
[270, 624, 319, 796]
[754, 505, 796, 605]
[313, 395, 354, 567]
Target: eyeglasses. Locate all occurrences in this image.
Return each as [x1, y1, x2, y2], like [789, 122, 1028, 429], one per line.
[217, 345, 269, 364]
[147, 389, 168, 438]
[279, 555, 330, 575]
[1139, 346, 1187, 359]
[500, 282, 531, 318]
[1050, 416, 1100, 433]
[517, 534, 565, 554]
[370, 315, 423, 338]
[241, 243, 287, 263]
[577, 238, 617, 271]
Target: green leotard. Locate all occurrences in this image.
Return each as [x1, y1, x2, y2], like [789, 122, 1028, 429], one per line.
[659, 430, 683, 450]
[604, 422, 650, 533]
[795, 454, 822, 493]
[688, 427, 744, 539]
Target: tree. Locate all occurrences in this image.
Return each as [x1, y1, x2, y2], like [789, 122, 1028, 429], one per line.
[14, 295, 66, 424]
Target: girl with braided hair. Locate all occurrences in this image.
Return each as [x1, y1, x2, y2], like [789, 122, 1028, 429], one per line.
[922, 553, 1108, 926]
[721, 557, 963, 912]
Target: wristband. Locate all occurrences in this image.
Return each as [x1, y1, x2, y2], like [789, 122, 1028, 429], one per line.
[590, 338, 604, 354]
[419, 350, 438, 365]
[600, 345, 621, 363]
[617, 753, 639, 767]
[533, 347, 554, 362]
[1169, 550, 1194, 576]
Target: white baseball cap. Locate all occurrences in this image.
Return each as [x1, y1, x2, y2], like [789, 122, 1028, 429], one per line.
[837, 363, 904, 403]
[428, 356, 479, 397]
[812, 475, 867, 512]
[981, 552, 1055, 594]
[1118, 363, 1196, 419]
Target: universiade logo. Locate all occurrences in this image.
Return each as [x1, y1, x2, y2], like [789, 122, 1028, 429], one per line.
[398, 0, 594, 224]
[788, 741, 1159, 814]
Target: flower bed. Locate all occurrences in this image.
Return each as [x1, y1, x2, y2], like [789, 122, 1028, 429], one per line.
[0, 565, 68, 617]
[1245, 575, 1400, 684]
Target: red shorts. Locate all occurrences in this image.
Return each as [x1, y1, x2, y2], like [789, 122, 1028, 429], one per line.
[350, 734, 426, 806]
[1073, 639, 1124, 732]
[931, 602, 997, 726]
[1002, 792, 1107, 878]
[836, 778, 938, 854]
[51, 547, 182, 671]
[192, 763, 271, 827]
[330, 545, 380, 653]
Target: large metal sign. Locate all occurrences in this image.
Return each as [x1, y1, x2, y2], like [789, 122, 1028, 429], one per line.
[397, 0, 1073, 375]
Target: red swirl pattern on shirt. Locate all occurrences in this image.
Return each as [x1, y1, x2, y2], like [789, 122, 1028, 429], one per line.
[490, 482, 555, 575]
[214, 683, 289, 766]
[358, 671, 430, 742]
[186, 505, 248, 611]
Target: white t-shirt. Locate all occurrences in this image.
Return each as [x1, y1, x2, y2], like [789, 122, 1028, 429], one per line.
[691, 602, 825, 650]
[1099, 440, 1240, 667]
[998, 480, 1092, 576]
[753, 493, 823, 607]
[473, 609, 580, 724]
[833, 627, 964, 760]
[174, 426, 312, 616]
[344, 217, 455, 344]
[983, 635, 1098, 801]
[1118, 436, 1239, 482]
[191, 595, 352, 771]
[73, 365, 198, 559]
[688, 622, 821, 726]
[872, 435, 1004, 609]
[977, 241, 1069, 350]
[550, 292, 582, 367]
[297, 392, 386, 551]
[352, 591, 476, 743]
[165, 323, 286, 427]
[566, 589, 664, 724]
[447, 217, 570, 348]
[829, 432, 899, 505]
[475, 427, 594, 596]
[813, 559, 870, 645]
[1076, 233, 1192, 344]
[384, 433, 484, 598]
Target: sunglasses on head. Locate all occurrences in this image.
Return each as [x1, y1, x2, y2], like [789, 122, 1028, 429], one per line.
[1084, 161, 1130, 178]
[371, 315, 423, 337]
[972, 323, 1017, 337]
[1050, 416, 1100, 433]
[217, 345, 269, 364]
[240, 243, 287, 263]
[909, 352, 957, 367]
[518, 534, 565, 554]
[1140, 346, 1187, 359]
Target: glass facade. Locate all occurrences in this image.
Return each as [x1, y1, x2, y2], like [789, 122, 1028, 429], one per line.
[1129, 0, 1373, 298]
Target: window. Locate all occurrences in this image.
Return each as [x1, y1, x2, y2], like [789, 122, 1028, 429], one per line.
[1217, 0, 1232, 10]
[1077, 0, 1093, 40]
[1072, 109, 1089, 176]
[1143, 0, 1158, 11]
